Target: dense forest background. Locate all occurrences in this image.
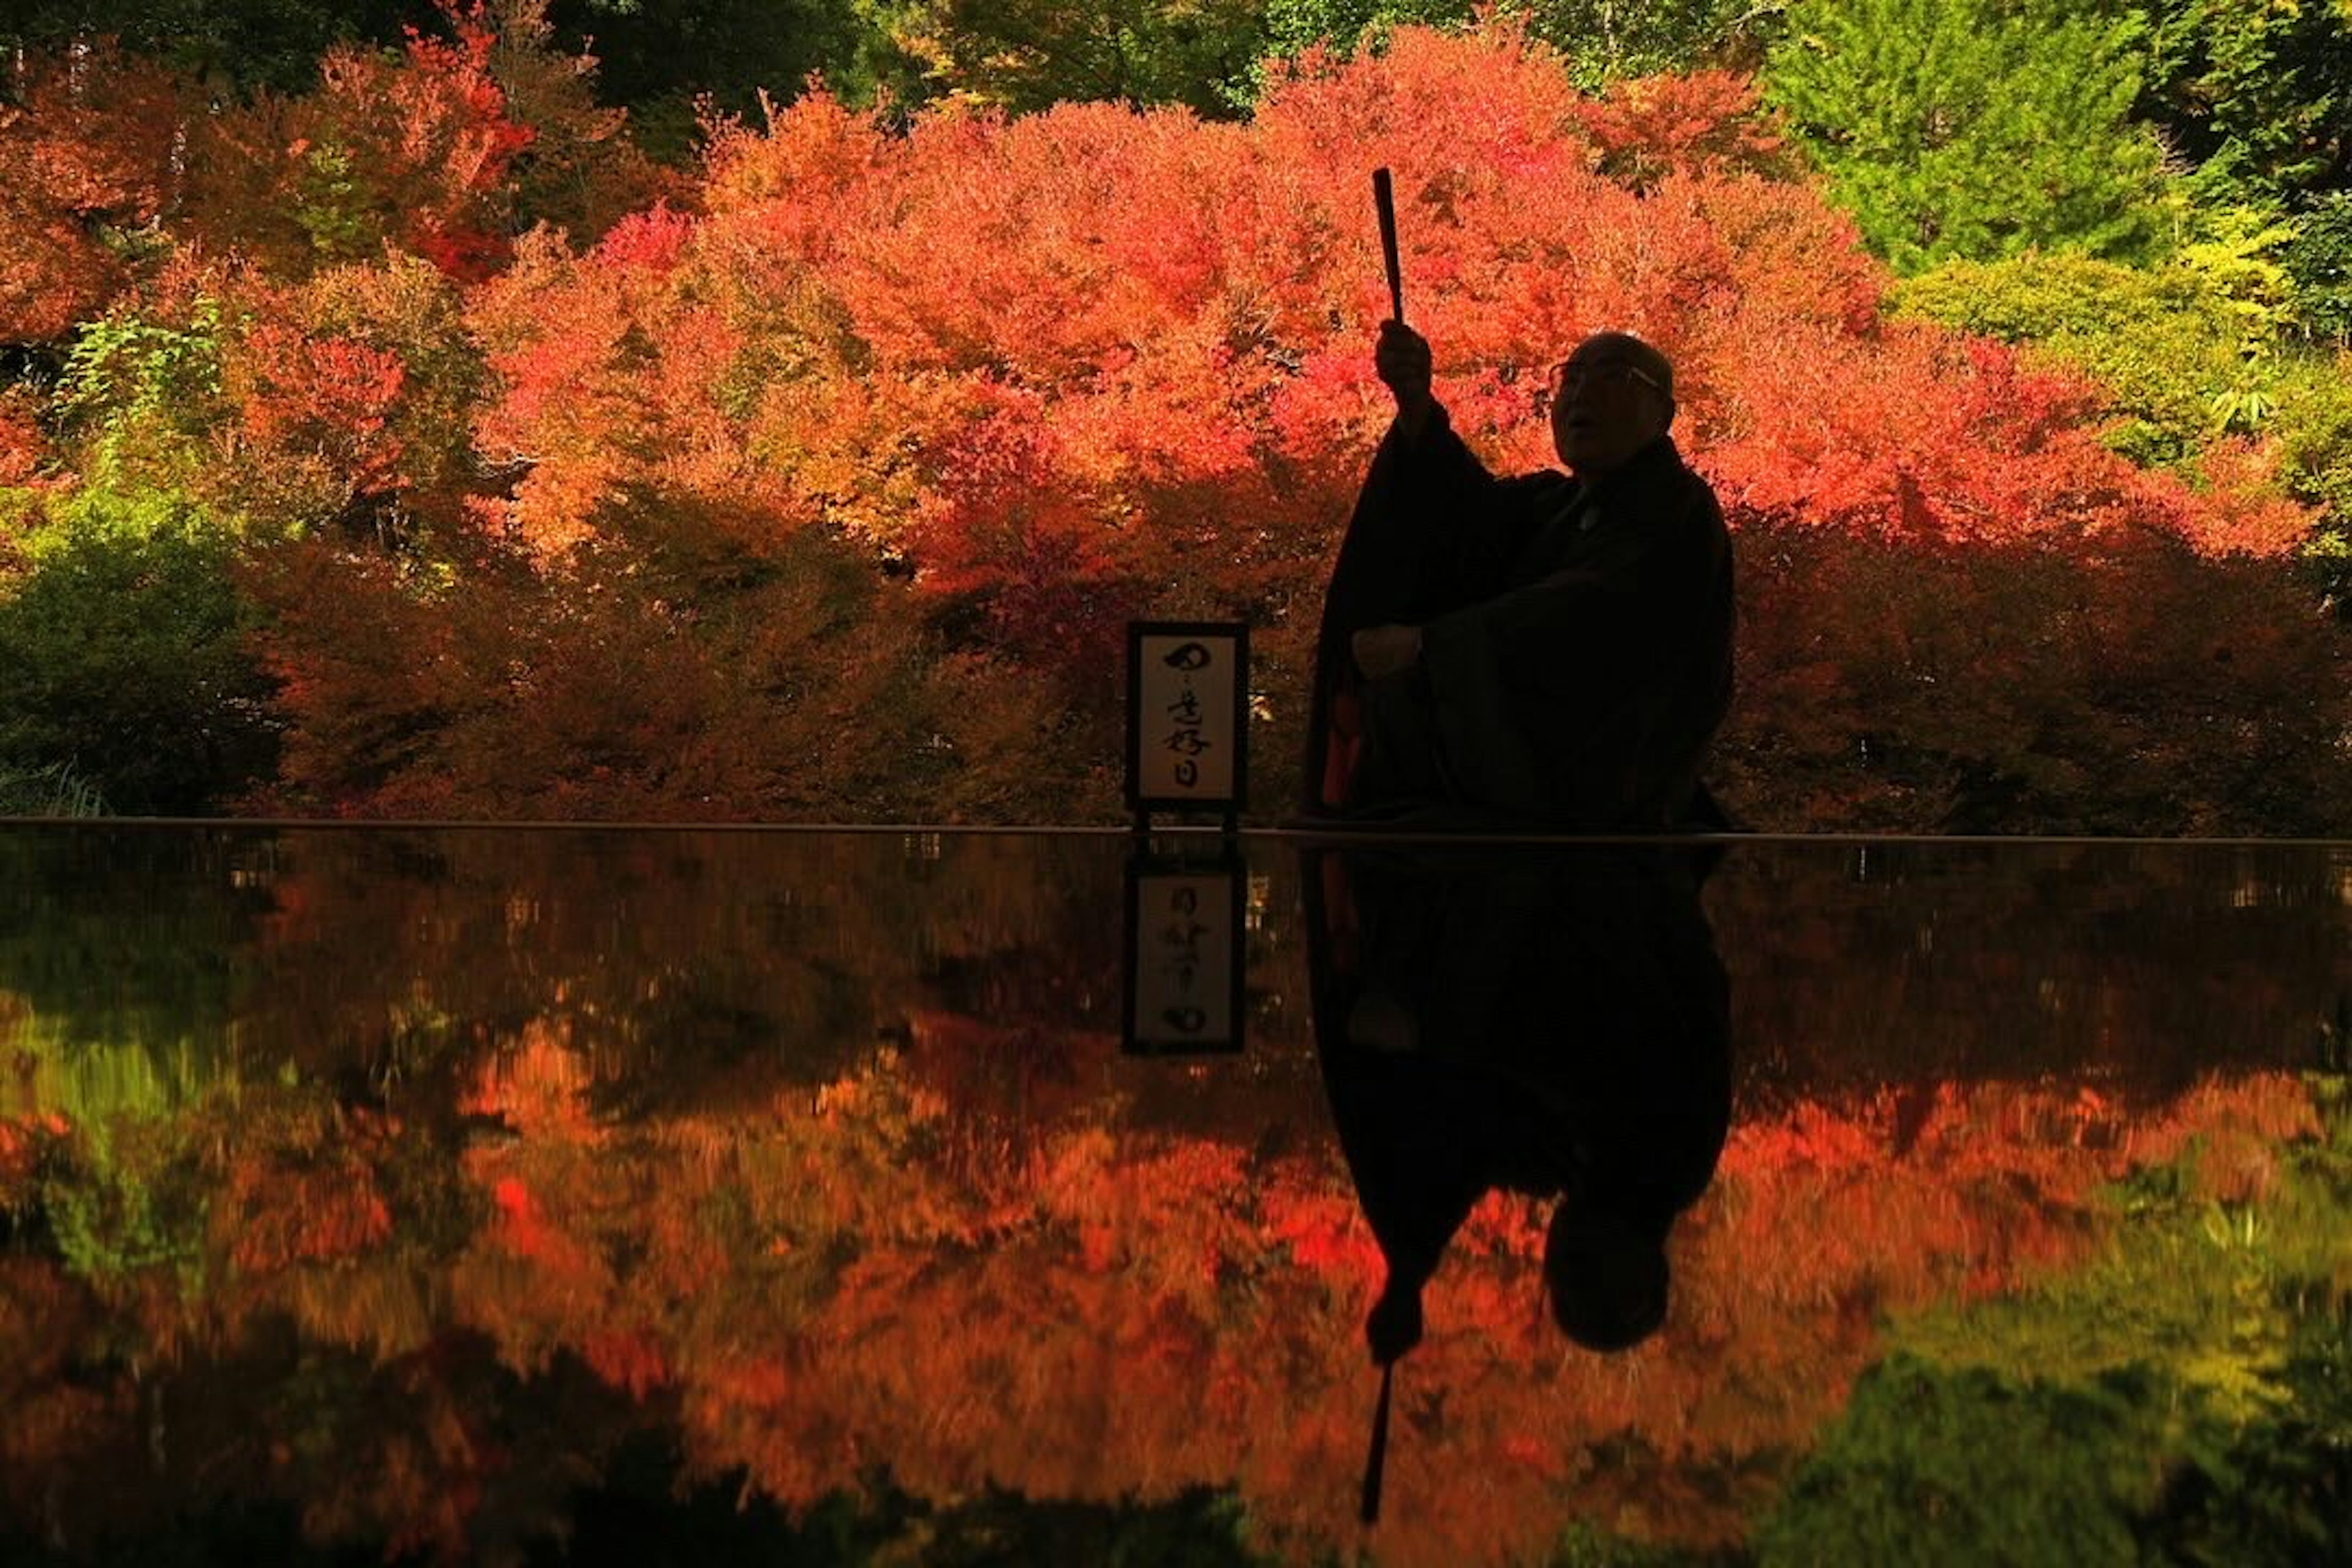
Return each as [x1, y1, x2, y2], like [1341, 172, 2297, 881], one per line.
[2, 0, 2350, 827]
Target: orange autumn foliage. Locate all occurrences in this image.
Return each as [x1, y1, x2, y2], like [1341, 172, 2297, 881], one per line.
[235, 323, 410, 494]
[222, 1155, 394, 1272]
[0, 388, 53, 487]
[443, 23, 2338, 822]
[0, 42, 180, 345]
[0, 20, 2338, 824]
[183, 7, 537, 284]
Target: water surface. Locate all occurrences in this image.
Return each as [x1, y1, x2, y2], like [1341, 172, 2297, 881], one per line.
[1, 826, 2346, 1565]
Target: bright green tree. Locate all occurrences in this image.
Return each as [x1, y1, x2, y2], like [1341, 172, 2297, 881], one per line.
[0, 488, 279, 813]
[1763, 0, 2169, 273]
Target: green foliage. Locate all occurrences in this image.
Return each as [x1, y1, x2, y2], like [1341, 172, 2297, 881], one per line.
[1758, 1354, 2168, 1567]
[289, 137, 380, 264]
[0, 760, 107, 816]
[2136, 0, 2352, 209]
[1893, 248, 2278, 463]
[38, 1115, 213, 1286]
[1768, 1090, 2352, 1567]
[538, 0, 890, 157]
[0, 831, 260, 1077]
[2153, 1290, 2352, 1567]
[1252, 0, 1771, 99]
[2285, 189, 2352, 344]
[1768, 1258, 2346, 1563]
[58, 299, 230, 490]
[0, 0, 440, 97]
[2268, 351, 2352, 609]
[1891, 244, 2352, 603]
[2172, 205, 2305, 358]
[1258, 0, 1471, 61]
[1763, 0, 2169, 272]
[853, 0, 1273, 120]
[0, 487, 279, 813]
[1518, 0, 1777, 86]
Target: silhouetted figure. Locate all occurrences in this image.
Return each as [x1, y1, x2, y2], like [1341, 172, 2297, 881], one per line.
[1303, 839, 1732, 1520]
[1305, 325, 1734, 827]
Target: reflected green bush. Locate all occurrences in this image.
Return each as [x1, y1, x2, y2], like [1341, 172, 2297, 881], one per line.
[1760, 1082, 2352, 1567]
[1758, 1355, 2165, 1567]
[39, 1117, 213, 1287]
[0, 833, 259, 1072]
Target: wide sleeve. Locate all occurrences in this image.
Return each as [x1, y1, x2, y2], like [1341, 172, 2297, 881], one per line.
[1317, 408, 1531, 638]
[1303, 408, 1542, 812]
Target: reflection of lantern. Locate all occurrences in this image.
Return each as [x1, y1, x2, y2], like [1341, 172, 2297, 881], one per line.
[1124, 621, 1249, 829]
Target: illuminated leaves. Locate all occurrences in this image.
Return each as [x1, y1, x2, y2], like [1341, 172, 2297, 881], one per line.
[184, 7, 536, 282]
[0, 42, 180, 345]
[0, 20, 2340, 823]
[235, 324, 410, 496]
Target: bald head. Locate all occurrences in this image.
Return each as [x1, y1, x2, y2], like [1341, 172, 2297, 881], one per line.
[1548, 331, 1676, 478]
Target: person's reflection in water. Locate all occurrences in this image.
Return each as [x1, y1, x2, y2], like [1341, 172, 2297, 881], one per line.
[1306, 839, 1730, 1371]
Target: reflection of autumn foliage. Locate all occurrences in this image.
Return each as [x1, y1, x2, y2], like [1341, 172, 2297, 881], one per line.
[2, 831, 2345, 1558]
[222, 1145, 393, 1274]
[4, 1039, 2335, 1564]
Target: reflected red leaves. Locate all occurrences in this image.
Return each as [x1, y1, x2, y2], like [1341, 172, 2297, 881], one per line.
[0, 1063, 2334, 1562]
[222, 1154, 393, 1273]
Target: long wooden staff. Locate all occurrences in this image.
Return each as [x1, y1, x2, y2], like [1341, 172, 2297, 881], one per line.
[1373, 167, 1404, 322]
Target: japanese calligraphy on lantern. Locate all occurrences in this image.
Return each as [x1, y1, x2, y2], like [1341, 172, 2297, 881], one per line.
[1125, 621, 1249, 816]
[1121, 851, 1245, 1055]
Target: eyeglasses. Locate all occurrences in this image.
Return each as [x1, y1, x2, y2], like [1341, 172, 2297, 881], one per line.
[1544, 358, 1667, 404]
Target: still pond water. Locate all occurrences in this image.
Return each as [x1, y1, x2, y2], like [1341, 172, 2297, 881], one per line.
[1, 825, 2348, 1566]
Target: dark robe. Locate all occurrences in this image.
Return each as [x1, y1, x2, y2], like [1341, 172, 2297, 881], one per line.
[1305, 411, 1735, 827]
[1304, 842, 1731, 1356]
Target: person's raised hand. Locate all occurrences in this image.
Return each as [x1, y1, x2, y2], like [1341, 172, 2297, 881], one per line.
[1374, 319, 1433, 432]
